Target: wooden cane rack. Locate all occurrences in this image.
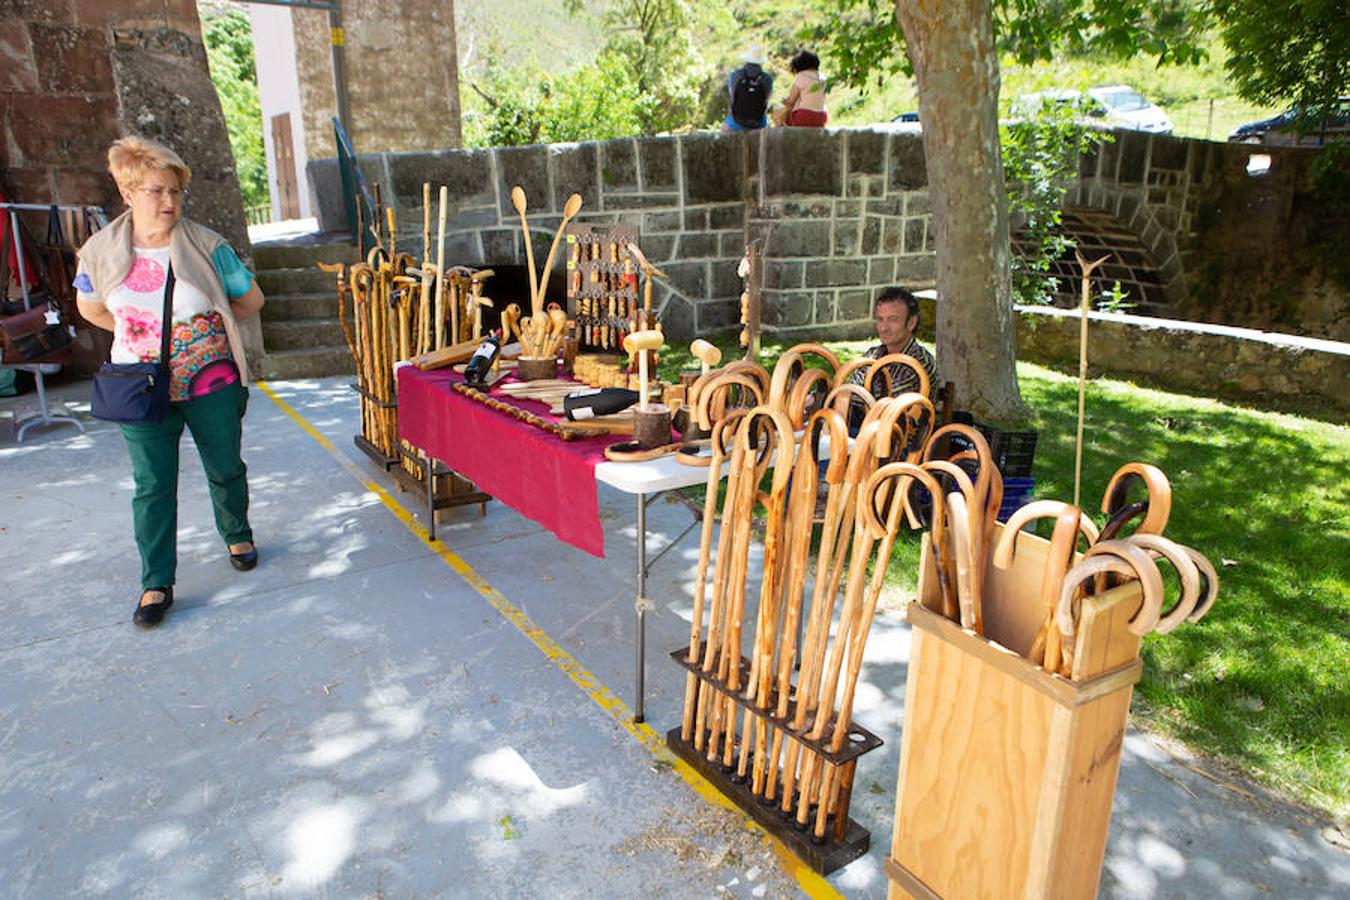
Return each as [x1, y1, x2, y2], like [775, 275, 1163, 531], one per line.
[564, 223, 659, 353]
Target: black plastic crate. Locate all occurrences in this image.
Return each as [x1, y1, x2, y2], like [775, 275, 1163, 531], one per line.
[976, 425, 1038, 478]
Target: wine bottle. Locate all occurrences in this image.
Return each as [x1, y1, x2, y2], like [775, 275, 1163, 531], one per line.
[463, 334, 501, 384]
[564, 387, 639, 420]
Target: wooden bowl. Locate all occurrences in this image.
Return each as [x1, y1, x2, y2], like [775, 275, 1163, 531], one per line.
[516, 356, 557, 381]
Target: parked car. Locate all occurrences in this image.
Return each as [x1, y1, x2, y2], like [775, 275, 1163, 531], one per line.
[1085, 85, 1173, 134]
[1229, 99, 1350, 146]
[1010, 86, 1173, 134]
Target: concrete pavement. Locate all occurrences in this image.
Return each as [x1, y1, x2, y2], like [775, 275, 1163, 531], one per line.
[1, 373, 1346, 898]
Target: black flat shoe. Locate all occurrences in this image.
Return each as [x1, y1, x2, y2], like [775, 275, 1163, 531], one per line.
[229, 544, 258, 571]
[133, 587, 174, 629]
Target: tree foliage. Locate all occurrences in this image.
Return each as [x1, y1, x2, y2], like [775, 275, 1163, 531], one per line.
[202, 8, 268, 208]
[1208, 0, 1350, 125]
[1002, 104, 1111, 305]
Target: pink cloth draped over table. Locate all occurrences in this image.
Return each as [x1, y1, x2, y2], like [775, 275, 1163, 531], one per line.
[396, 366, 613, 557]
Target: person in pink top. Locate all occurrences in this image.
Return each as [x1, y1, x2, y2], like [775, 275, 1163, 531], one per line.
[775, 50, 828, 128]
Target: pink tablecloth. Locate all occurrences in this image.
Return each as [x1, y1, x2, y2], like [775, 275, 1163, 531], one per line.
[396, 366, 613, 557]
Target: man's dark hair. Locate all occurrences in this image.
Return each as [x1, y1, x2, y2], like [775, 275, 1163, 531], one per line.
[875, 286, 919, 323]
[790, 50, 820, 73]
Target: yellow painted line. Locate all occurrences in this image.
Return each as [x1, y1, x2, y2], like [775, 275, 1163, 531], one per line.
[257, 381, 843, 899]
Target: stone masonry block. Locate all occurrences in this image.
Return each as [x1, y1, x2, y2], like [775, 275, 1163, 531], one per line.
[768, 220, 831, 258]
[0, 24, 38, 92]
[644, 210, 682, 233]
[664, 260, 707, 298]
[896, 253, 936, 286]
[814, 291, 837, 324]
[550, 142, 599, 208]
[1118, 134, 1147, 184]
[388, 149, 494, 212]
[776, 291, 815, 328]
[12, 94, 119, 167]
[881, 219, 904, 254]
[868, 257, 895, 284]
[1150, 134, 1186, 172]
[903, 218, 925, 255]
[861, 218, 881, 256]
[720, 231, 746, 257]
[804, 258, 868, 288]
[867, 197, 904, 217]
[637, 136, 677, 190]
[697, 297, 742, 331]
[834, 220, 861, 257]
[496, 145, 551, 215]
[888, 133, 927, 190]
[709, 260, 742, 298]
[848, 128, 887, 175]
[834, 199, 861, 219]
[761, 127, 841, 197]
[603, 193, 678, 209]
[682, 132, 745, 203]
[599, 138, 637, 190]
[31, 24, 112, 94]
[480, 229, 516, 263]
[641, 234, 675, 262]
[904, 192, 930, 217]
[660, 292, 695, 342]
[837, 289, 872, 321]
[709, 204, 742, 230]
[784, 199, 833, 218]
[683, 208, 708, 231]
[677, 232, 719, 259]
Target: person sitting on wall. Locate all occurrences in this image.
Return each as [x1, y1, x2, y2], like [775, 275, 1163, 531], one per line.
[848, 286, 940, 417]
[773, 49, 828, 127]
[722, 46, 774, 132]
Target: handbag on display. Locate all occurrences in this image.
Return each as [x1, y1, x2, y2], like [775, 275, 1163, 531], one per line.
[90, 264, 175, 424]
[0, 214, 72, 364]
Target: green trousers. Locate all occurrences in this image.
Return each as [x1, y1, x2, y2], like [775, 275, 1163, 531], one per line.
[120, 382, 253, 589]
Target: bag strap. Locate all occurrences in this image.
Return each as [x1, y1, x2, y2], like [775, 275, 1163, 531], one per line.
[159, 263, 175, 365]
[0, 210, 12, 304]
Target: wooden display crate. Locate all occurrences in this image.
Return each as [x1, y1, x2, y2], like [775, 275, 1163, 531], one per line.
[886, 523, 1145, 900]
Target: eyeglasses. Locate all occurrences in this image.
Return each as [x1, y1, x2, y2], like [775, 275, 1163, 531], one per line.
[136, 186, 187, 201]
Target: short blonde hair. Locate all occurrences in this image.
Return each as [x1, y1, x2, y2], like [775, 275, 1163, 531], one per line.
[107, 136, 191, 192]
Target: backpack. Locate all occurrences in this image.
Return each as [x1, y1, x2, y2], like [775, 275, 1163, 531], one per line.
[731, 65, 769, 127]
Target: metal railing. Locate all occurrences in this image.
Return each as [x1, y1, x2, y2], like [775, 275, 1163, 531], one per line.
[244, 203, 272, 226]
[333, 116, 378, 256]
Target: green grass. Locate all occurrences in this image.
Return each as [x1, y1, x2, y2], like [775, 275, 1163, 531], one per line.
[661, 339, 1350, 818]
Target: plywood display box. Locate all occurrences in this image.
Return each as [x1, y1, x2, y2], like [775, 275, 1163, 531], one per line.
[886, 523, 1145, 899]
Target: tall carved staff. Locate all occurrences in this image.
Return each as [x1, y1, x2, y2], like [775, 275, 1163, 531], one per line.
[1073, 249, 1111, 506]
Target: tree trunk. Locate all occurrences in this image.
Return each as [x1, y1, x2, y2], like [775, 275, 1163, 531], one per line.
[895, 0, 1027, 424]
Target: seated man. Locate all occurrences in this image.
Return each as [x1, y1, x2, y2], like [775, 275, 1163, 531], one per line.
[846, 287, 940, 431]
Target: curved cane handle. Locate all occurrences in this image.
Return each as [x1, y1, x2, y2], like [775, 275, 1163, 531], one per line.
[1056, 555, 1139, 642]
[1125, 533, 1202, 633]
[866, 353, 931, 401]
[1185, 547, 1220, 622]
[993, 501, 1101, 569]
[1101, 462, 1172, 536]
[735, 406, 797, 497]
[695, 371, 763, 431]
[768, 350, 804, 411]
[1084, 540, 1167, 635]
[803, 407, 850, 484]
[833, 358, 873, 390]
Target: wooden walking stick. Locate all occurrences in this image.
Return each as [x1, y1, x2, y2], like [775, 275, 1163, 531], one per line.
[422, 182, 431, 261]
[1073, 249, 1111, 506]
[434, 186, 448, 349]
[680, 411, 749, 743]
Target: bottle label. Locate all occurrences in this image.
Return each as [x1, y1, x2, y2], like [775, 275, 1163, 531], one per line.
[572, 406, 595, 420]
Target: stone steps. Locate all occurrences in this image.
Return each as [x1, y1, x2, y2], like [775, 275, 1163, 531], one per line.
[254, 236, 360, 380]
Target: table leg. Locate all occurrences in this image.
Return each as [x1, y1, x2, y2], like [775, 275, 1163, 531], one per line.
[425, 454, 436, 542]
[635, 490, 647, 724]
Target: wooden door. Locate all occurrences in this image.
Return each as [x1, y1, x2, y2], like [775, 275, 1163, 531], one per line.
[271, 112, 301, 220]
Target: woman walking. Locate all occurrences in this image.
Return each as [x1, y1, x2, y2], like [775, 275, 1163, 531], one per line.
[75, 136, 265, 628]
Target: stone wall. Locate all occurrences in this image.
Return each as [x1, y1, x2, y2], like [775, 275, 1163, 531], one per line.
[0, 0, 249, 253]
[0, 0, 258, 367]
[1071, 131, 1348, 341]
[1014, 304, 1349, 415]
[291, 1, 462, 163]
[310, 125, 938, 343]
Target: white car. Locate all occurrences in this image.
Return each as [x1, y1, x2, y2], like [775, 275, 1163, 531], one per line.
[1010, 86, 1173, 135]
[1086, 85, 1173, 134]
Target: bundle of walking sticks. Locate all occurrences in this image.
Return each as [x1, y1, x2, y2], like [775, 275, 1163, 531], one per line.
[321, 184, 495, 468]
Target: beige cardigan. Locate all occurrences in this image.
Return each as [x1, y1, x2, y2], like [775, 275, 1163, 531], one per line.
[78, 211, 252, 383]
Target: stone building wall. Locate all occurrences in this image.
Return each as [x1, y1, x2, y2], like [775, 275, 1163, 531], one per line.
[310, 126, 939, 344]
[309, 126, 1347, 344]
[0, 0, 256, 364]
[291, 0, 462, 163]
